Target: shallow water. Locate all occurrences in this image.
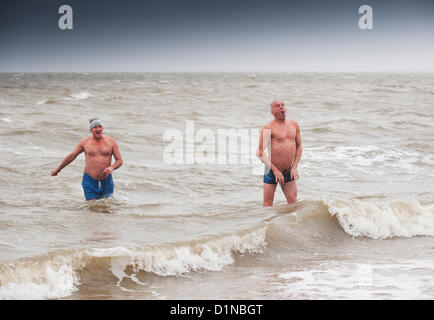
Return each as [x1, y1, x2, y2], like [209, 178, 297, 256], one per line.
[0, 72, 433, 299]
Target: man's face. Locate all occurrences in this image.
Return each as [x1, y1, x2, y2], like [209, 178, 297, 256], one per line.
[91, 125, 103, 138]
[271, 100, 286, 120]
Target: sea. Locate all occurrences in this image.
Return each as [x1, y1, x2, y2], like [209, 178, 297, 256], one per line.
[0, 72, 433, 300]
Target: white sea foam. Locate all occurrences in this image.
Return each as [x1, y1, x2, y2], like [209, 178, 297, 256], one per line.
[35, 91, 92, 104]
[0, 265, 80, 300]
[304, 145, 432, 175]
[0, 228, 266, 299]
[324, 199, 434, 239]
[276, 260, 434, 299]
[65, 91, 93, 101]
[92, 228, 267, 280]
[0, 251, 88, 300]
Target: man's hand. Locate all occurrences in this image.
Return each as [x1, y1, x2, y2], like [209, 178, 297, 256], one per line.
[103, 167, 113, 178]
[51, 169, 59, 176]
[272, 168, 285, 185]
[290, 166, 299, 180]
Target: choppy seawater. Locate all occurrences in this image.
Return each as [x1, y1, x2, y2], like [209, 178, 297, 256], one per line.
[0, 72, 433, 299]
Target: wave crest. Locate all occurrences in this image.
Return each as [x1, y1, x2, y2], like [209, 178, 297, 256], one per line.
[0, 226, 266, 299]
[324, 199, 434, 239]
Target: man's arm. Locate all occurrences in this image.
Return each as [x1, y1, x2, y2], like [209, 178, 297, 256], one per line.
[51, 140, 85, 176]
[103, 139, 123, 177]
[256, 127, 285, 184]
[290, 122, 302, 180]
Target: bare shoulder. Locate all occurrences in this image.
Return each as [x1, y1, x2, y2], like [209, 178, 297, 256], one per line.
[79, 136, 91, 145]
[103, 135, 118, 146]
[262, 120, 274, 130]
[286, 119, 300, 129]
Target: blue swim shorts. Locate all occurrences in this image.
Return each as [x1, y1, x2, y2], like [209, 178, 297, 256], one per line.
[81, 172, 114, 200]
[263, 169, 294, 184]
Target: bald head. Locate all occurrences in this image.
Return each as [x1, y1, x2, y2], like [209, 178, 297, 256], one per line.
[270, 99, 284, 110]
[270, 99, 286, 121]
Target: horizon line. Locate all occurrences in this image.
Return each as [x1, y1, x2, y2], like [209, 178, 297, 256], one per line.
[1, 70, 434, 74]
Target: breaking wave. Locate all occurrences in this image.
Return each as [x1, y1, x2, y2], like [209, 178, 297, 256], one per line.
[1, 198, 432, 299]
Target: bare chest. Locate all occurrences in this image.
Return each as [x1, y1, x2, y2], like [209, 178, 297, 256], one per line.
[271, 124, 296, 142]
[84, 142, 112, 157]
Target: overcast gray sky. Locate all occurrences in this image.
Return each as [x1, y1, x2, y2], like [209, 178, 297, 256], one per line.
[1, 0, 433, 72]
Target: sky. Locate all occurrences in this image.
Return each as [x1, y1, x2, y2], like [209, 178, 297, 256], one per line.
[0, 0, 433, 72]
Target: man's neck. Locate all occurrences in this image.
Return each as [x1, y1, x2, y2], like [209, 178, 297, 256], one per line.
[274, 117, 286, 123]
[92, 135, 104, 141]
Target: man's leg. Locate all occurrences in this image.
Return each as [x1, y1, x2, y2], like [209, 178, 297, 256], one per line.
[281, 180, 297, 204]
[101, 174, 114, 199]
[263, 183, 277, 207]
[82, 173, 100, 201]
